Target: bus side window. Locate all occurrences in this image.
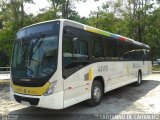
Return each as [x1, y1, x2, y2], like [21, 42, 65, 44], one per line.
[135, 50, 145, 60]
[73, 39, 88, 61]
[62, 27, 78, 78]
[63, 36, 73, 66]
[92, 38, 104, 60]
[105, 37, 118, 60]
[62, 27, 89, 78]
[118, 40, 128, 60]
[146, 50, 151, 60]
[126, 43, 136, 60]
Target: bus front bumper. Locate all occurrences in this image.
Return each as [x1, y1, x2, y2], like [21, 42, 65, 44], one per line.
[10, 90, 64, 109]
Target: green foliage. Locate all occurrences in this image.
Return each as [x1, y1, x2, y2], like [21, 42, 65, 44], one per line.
[0, 0, 160, 66]
[48, 0, 85, 19]
[0, 20, 2, 29]
[87, 0, 160, 60]
[0, 0, 34, 66]
[153, 65, 160, 71]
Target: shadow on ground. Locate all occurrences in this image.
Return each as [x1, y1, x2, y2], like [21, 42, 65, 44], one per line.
[7, 79, 160, 120]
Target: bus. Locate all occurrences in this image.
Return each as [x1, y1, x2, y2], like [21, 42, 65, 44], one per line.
[10, 19, 152, 109]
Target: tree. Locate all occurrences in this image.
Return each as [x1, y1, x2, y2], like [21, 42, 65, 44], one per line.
[87, 1, 126, 34]
[49, 0, 86, 18]
[0, 0, 34, 66]
[120, 0, 155, 42]
[144, 7, 160, 59]
[0, 0, 160, 65]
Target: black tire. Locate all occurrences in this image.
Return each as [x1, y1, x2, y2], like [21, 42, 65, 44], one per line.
[86, 80, 103, 107]
[135, 71, 142, 86]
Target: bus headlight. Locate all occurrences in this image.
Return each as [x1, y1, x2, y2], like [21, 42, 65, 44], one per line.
[44, 80, 57, 96]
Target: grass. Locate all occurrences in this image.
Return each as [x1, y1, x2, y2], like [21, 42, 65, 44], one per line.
[152, 65, 160, 71]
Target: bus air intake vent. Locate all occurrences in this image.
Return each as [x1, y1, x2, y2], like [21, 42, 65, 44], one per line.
[14, 95, 39, 106]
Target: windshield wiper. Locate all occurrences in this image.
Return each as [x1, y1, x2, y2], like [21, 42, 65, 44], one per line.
[28, 34, 45, 65]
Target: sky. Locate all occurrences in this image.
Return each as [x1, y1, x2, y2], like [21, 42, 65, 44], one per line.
[24, 0, 108, 17]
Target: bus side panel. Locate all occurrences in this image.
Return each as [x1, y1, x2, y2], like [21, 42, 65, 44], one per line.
[104, 61, 137, 92]
[63, 60, 151, 108]
[63, 75, 80, 108]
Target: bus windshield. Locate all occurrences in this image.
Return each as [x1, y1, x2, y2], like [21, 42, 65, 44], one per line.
[11, 21, 59, 81]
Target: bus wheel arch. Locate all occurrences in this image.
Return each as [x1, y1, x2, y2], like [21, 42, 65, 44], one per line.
[86, 76, 104, 107]
[93, 76, 105, 93]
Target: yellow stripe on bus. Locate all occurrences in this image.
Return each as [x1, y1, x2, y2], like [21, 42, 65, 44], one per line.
[88, 69, 93, 81]
[11, 82, 50, 96]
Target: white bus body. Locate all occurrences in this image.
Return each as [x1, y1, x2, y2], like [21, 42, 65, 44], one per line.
[10, 19, 152, 109]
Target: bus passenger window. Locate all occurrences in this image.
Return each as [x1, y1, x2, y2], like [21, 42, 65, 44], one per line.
[92, 39, 104, 60]
[63, 36, 73, 66]
[146, 50, 151, 60]
[62, 30, 89, 78]
[123, 43, 135, 60]
[74, 39, 88, 61]
[105, 37, 118, 60]
[135, 50, 145, 60]
[118, 41, 128, 60]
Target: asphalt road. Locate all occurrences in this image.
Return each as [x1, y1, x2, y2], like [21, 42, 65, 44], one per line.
[1, 74, 160, 120]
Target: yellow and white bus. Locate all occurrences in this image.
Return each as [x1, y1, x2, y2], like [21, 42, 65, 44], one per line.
[10, 19, 152, 109]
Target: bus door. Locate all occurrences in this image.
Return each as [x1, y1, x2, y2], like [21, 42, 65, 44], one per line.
[63, 26, 79, 107]
[72, 28, 91, 102]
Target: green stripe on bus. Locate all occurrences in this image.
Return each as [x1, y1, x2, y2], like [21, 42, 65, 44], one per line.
[84, 26, 111, 37]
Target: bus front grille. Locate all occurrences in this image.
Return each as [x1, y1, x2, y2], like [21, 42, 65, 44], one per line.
[14, 95, 39, 106]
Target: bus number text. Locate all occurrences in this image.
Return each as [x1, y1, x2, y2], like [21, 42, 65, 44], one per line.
[98, 66, 108, 72]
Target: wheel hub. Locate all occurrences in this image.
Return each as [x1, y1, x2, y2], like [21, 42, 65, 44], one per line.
[93, 86, 101, 101]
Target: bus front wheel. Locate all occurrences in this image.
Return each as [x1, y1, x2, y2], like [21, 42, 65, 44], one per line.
[86, 80, 103, 107]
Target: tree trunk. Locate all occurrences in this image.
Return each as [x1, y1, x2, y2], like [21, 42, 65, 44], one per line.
[20, 0, 24, 27]
[10, 0, 19, 28]
[65, 0, 69, 18]
[62, 0, 66, 18]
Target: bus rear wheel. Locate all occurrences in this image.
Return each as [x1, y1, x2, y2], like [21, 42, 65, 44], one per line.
[135, 71, 142, 86]
[86, 80, 103, 107]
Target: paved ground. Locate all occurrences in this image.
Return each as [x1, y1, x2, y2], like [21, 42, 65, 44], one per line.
[0, 73, 10, 80]
[0, 74, 160, 120]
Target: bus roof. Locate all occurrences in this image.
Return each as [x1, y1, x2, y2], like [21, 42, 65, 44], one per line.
[19, 19, 150, 49]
